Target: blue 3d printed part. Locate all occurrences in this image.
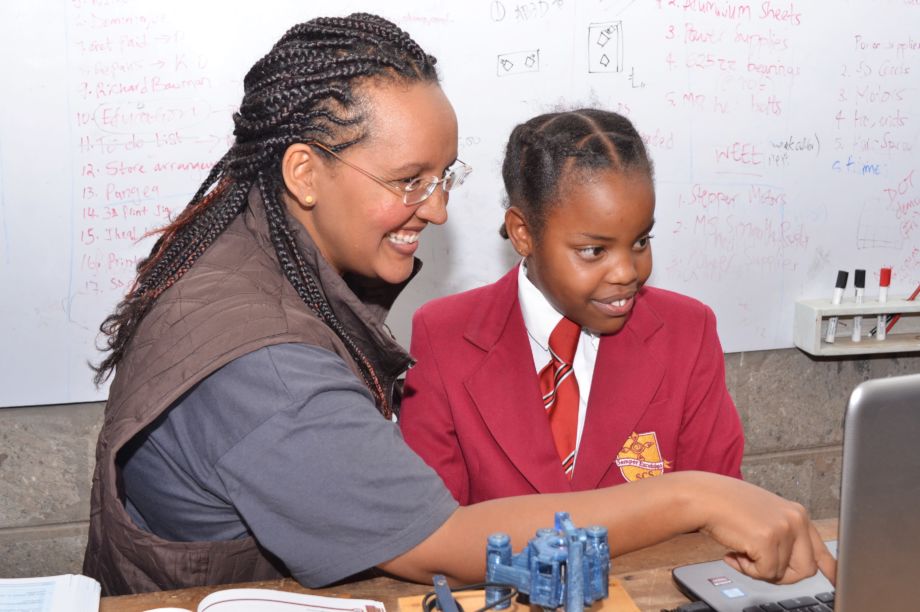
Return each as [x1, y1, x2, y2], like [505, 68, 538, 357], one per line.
[485, 512, 610, 612]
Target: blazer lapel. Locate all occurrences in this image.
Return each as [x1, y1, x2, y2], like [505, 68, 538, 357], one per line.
[571, 292, 665, 490]
[463, 266, 572, 494]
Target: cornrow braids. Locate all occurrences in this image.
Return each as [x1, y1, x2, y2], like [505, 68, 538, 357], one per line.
[255, 170, 390, 416]
[499, 108, 654, 239]
[94, 13, 439, 417]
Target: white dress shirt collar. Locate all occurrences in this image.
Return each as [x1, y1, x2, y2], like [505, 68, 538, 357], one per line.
[517, 261, 563, 353]
[516, 260, 598, 457]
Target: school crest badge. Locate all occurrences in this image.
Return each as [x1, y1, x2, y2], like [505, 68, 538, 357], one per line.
[615, 431, 672, 482]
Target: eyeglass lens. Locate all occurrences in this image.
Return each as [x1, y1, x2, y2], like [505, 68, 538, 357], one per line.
[404, 163, 470, 204]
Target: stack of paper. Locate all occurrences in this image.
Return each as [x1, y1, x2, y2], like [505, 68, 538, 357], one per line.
[0, 574, 100, 612]
[187, 589, 385, 612]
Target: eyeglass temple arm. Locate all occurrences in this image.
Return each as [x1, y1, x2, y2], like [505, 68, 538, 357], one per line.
[305, 141, 406, 197]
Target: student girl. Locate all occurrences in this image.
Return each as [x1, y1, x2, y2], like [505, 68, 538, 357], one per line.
[84, 14, 833, 596]
[399, 109, 744, 505]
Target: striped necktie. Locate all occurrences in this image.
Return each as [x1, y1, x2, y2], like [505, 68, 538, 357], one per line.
[539, 317, 581, 478]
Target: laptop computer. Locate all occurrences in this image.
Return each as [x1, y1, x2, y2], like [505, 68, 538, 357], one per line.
[672, 372, 920, 612]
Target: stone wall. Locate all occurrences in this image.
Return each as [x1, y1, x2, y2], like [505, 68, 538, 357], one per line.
[729, 350, 920, 518]
[0, 403, 100, 577]
[1, 349, 918, 578]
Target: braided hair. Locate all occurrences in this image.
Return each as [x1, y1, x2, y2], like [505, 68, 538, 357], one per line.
[93, 13, 439, 418]
[500, 108, 654, 239]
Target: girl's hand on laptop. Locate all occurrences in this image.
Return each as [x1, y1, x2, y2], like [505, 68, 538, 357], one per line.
[691, 472, 838, 585]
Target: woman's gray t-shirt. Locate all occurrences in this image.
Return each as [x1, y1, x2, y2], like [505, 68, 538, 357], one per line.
[120, 342, 458, 587]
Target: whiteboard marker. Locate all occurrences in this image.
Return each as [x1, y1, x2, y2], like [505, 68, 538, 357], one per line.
[851, 269, 865, 342]
[885, 282, 920, 335]
[876, 267, 891, 341]
[825, 270, 848, 343]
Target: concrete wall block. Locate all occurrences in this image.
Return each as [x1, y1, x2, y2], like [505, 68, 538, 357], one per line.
[0, 403, 104, 528]
[742, 447, 843, 520]
[0, 523, 88, 578]
[726, 349, 920, 454]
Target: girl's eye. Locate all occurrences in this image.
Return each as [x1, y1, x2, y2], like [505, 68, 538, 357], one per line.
[576, 246, 605, 259]
[633, 234, 654, 251]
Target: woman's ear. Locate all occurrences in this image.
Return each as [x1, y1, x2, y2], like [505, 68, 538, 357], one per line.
[504, 207, 534, 258]
[281, 143, 319, 209]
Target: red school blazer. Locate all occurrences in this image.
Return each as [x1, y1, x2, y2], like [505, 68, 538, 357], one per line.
[399, 265, 744, 505]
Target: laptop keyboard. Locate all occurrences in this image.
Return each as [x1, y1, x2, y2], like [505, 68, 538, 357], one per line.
[742, 591, 835, 611]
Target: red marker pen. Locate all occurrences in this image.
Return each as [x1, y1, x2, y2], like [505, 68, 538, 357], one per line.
[877, 268, 891, 341]
[886, 282, 920, 335]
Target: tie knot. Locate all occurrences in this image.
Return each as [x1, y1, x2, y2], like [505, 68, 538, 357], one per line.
[548, 317, 580, 365]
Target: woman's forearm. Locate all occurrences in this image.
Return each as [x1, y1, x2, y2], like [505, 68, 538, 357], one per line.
[380, 471, 835, 587]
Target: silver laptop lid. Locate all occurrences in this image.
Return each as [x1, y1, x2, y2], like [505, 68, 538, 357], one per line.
[836, 372, 920, 612]
[671, 373, 920, 612]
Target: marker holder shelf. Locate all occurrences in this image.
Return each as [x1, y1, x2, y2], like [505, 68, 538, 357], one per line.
[794, 298, 920, 356]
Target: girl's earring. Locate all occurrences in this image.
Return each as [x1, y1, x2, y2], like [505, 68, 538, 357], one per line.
[304, 195, 315, 205]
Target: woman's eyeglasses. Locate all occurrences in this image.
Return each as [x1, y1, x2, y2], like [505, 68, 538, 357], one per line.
[307, 141, 472, 206]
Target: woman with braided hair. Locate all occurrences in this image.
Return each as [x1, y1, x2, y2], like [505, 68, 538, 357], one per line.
[84, 14, 833, 597]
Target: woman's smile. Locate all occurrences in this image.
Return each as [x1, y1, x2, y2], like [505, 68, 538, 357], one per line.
[386, 229, 422, 255]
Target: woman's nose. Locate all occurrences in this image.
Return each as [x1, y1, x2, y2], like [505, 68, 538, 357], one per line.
[415, 188, 449, 225]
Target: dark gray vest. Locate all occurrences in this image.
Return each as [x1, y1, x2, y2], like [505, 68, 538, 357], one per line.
[83, 187, 414, 595]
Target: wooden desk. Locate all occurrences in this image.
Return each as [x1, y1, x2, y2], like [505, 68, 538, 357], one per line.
[100, 519, 837, 612]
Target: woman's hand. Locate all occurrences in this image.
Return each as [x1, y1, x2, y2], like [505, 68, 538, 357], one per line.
[688, 472, 837, 585]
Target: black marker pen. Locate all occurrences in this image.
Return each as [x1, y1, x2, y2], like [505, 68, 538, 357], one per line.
[825, 270, 848, 344]
[851, 269, 865, 342]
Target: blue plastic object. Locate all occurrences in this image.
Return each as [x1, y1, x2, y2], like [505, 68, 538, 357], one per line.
[432, 574, 460, 612]
[485, 512, 610, 612]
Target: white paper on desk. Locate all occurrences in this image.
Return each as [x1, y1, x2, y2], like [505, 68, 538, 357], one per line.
[0, 574, 100, 612]
[195, 588, 386, 612]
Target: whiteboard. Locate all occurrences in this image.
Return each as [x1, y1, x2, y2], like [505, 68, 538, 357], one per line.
[1, 1, 918, 407]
